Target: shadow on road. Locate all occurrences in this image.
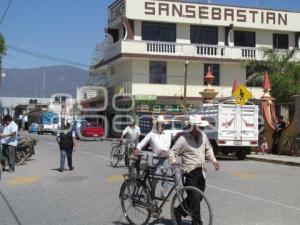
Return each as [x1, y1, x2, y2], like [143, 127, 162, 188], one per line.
[112, 218, 174, 225]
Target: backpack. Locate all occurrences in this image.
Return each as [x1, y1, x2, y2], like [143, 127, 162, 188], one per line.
[59, 131, 74, 150]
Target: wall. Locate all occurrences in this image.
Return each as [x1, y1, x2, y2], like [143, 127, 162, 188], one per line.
[126, 0, 300, 32]
[221, 63, 246, 85]
[106, 60, 133, 87]
[117, 59, 245, 87]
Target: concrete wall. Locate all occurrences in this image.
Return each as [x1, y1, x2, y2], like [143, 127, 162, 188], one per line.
[107, 60, 133, 87]
[111, 59, 245, 87]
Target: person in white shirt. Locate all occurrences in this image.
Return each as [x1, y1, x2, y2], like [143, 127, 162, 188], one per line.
[134, 115, 172, 197]
[120, 120, 141, 146]
[0, 115, 19, 172]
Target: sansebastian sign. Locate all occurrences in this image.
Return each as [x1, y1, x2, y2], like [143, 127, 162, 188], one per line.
[125, 0, 300, 31]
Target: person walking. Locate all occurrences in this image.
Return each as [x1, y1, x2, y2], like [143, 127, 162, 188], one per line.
[0, 115, 19, 172]
[271, 116, 286, 155]
[134, 115, 172, 197]
[169, 115, 220, 225]
[56, 128, 76, 172]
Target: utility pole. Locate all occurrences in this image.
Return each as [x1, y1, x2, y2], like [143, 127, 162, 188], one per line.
[183, 61, 189, 112]
[43, 70, 46, 98]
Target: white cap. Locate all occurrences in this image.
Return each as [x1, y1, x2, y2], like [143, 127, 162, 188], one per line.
[188, 115, 209, 127]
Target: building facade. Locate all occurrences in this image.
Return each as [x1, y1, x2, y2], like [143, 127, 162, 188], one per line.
[94, 0, 300, 110]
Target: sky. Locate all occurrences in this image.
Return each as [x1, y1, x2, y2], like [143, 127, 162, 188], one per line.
[1, 0, 300, 70]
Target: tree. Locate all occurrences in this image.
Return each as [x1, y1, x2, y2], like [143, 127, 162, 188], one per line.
[0, 33, 7, 68]
[243, 48, 300, 101]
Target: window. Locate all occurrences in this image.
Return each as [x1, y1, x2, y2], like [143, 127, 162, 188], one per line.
[190, 26, 218, 45]
[273, 34, 289, 49]
[204, 64, 220, 85]
[149, 61, 167, 84]
[142, 22, 176, 42]
[234, 31, 256, 47]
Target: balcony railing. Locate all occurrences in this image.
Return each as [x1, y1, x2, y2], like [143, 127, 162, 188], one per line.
[116, 82, 262, 99]
[100, 40, 299, 62]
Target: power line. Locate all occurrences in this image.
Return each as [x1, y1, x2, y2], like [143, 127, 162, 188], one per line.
[0, 0, 13, 25]
[7, 44, 90, 68]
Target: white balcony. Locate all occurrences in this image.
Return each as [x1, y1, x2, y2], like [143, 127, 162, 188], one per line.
[101, 40, 300, 62]
[115, 82, 263, 99]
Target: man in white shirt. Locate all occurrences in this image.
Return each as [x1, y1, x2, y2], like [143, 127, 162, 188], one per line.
[135, 115, 172, 197]
[120, 120, 141, 167]
[120, 120, 141, 146]
[0, 115, 19, 172]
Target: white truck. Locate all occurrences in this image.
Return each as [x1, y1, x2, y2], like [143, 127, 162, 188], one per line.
[200, 103, 259, 160]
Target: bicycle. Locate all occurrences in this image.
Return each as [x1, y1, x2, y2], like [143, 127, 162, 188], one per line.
[119, 154, 213, 225]
[110, 140, 135, 168]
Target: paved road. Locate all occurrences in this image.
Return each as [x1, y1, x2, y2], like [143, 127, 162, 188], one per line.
[0, 134, 300, 225]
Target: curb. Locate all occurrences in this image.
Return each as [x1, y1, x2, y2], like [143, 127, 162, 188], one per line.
[246, 156, 300, 167]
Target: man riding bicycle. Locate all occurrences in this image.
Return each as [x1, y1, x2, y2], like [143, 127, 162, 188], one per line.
[169, 115, 220, 225]
[134, 115, 172, 197]
[120, 120, 141, 166]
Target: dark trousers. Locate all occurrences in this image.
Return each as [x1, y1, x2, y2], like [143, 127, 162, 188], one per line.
[60, 149, 73, 170]
[176, 168, 206, 225]
[1, 144, 16, 170]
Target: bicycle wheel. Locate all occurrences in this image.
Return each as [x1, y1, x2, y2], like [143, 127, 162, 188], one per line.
[120, 178, 151, 225]
[171, 186, 213, 225]
[16, 151, 26, 166]
[110, 146, 121, 167]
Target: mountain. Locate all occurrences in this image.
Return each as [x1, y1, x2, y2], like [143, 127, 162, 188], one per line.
[0, 65, 88, 98]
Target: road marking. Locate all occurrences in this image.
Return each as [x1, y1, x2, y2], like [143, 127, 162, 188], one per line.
[106, 175, 124, 183]
[76, 150, 110, 161]
[230, 171, 257, 179]
[42, 140, 110, 160]
[7, 176, 40, 185]
[208, 184, 300, 212]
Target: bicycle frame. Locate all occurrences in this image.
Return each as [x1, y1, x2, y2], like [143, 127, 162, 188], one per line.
[128, 163, 181, 214]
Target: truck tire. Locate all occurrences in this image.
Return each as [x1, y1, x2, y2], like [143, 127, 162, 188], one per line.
[236, 148, 246, 160]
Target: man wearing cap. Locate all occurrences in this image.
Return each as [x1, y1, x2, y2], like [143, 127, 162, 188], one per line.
[169, 115, 220, 225]
[120, 120, 141, 147]
[120, 120, 141, 166]
[135, 115, 172, 197]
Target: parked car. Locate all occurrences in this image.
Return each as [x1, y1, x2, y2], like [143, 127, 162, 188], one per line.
[28, 123, 39, 133]
[80, 122, 104, 138]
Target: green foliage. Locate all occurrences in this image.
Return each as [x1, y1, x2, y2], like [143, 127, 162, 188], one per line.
[242, 48, 300, 100]
[0, 33, 7, 55]
[270, 72, 300, 102]
[0, 33, 7, 73]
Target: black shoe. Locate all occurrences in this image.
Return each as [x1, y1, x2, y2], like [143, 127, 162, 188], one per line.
[69, 167, 74, 171]
[7, 168, 15, 172]
[2, 167, 6, 172]
[174, 209, 182, 225]
[58, 169, 64, 172]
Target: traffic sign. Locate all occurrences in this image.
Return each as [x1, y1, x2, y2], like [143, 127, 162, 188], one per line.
[232, 84, 252, 105]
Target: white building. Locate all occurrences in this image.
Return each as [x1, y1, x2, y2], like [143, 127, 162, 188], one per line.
[94, 0, 300, 108]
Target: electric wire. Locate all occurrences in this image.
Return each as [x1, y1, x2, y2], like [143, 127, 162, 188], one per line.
[0, 0, 13, 25]
[7, 44, 90, 68]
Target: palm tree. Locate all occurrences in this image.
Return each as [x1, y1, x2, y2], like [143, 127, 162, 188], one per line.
[243, 48, 300, 101]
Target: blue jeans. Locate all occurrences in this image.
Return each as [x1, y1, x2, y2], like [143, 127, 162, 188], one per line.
[60, 149, 73, 170]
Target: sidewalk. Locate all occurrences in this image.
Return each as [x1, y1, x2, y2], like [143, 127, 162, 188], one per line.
[247, 153, 300, 166]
